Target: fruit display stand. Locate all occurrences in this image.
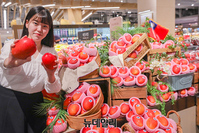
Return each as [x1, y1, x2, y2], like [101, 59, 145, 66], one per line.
[51, 22, 199, 132]
[110, 70, 151, 107]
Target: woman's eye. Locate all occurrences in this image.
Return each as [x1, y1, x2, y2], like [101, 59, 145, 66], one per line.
[33, 22, 38, 25]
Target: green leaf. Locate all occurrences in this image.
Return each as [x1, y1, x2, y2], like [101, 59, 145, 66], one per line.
[181, 52, 186, 58]
[150, 69, 154, 74]
[147, 81, 175, 116]
[157, 70, 163, 76]
[41, 101, 68, 133]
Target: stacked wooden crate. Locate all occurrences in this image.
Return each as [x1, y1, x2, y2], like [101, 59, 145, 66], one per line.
[111, 85, 147, 106]
[192, 72, 199, 93]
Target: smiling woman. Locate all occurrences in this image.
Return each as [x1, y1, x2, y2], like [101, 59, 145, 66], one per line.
[0, 6, 61, 133]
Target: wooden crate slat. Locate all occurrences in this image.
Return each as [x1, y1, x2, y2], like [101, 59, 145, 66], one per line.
[111, 99, 147, 106]
[143, 70, 152, 84]
[197, 96, 199, 126]
[112, 100, 124, 106]
[148, 47, 181, 54]
[140, 99, 147, 106]
[112, 86, 147, 99]
[186, 96, 195, 108]
[123, 33, 151, 68]
[176, 98, 186, 111]
[147, 47, 181, 62]
[192, 83, 198, 94]
[193, 72, 199, 84]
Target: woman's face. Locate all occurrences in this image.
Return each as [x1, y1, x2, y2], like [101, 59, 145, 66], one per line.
[26, 14, 50, 44]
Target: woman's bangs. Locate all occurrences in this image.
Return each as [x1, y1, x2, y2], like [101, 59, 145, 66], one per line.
[33, 10, 51, 26]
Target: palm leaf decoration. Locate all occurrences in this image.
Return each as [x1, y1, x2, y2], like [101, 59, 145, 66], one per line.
[34, 91, 68, 133]
[34, 95, 63, 116]
[42, 109, 68, 133]
[110, 78, 120, 95]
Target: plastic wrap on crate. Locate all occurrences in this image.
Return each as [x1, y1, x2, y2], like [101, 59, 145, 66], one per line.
[160, 72, 194, 91]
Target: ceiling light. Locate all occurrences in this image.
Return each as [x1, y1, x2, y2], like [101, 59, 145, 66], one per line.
[4, 2, 12, 7]
[42, 4, 55, 7]
[59, 7, 70, 9]
[109, 0, 111, 2]
[1, 2, 5, 6]
[23, 3, 30, 6]
[51, 11, 54, 16]
[128, 11, 131, 13]
[83, 7, 120, 10]
[82, 10, 85, 15]
[191, 4, 194, 6]
[121, 0, 123, 2]
[178, 3, 180, 6]
[138, 10, 151, 14]
[81, 11, 93, 21]
[4, 9, 7, 29]
[60, 6, 90, 9]
[71, 6, 84, 9]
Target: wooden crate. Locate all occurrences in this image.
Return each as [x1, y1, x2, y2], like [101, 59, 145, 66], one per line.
[79, 77, 112, 106]
[193, 72, 199, 84]
[147, 47, 181, 62]
[123, 33, 151, 68]
[143, 69, 153, 84]
[192, 83, 199, 94]
[191, 71, 198, 93]
[111, 85, 147, 106]
[197, 96, 199, 126]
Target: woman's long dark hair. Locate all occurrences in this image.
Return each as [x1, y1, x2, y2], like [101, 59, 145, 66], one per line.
[21, 6, 54, 47]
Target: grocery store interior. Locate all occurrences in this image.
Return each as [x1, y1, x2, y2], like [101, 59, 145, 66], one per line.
[1, 0, 199, 44]
[1, 0, 199, 133]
